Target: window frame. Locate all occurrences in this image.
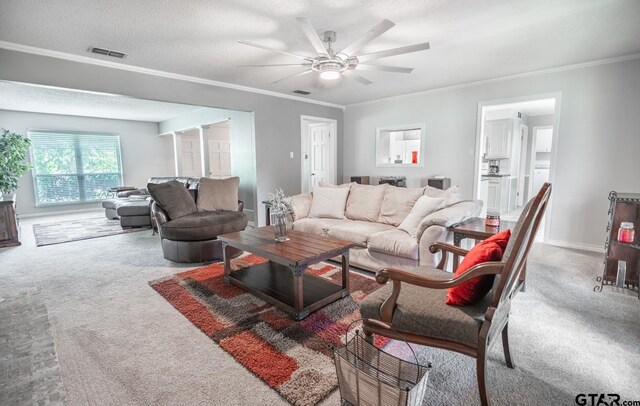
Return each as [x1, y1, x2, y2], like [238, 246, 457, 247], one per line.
[28, 130, 124, 207]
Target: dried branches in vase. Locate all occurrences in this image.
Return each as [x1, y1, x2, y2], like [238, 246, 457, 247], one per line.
[267, 188, 293, 242]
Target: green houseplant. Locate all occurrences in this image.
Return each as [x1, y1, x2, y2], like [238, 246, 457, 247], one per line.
[0, 129, 31, 200]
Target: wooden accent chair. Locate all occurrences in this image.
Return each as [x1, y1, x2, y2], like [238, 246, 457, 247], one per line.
[360, 183, 551, 406]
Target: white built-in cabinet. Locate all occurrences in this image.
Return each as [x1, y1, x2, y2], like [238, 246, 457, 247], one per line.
[484, 119, 512, 159]
[535, 128, 553, 152]
[485, 177, 509, 213]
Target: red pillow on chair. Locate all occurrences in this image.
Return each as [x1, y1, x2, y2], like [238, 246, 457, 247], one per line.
[446, 230, 511, 306]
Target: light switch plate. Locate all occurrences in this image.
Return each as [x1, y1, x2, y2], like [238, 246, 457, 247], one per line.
[289, 151, 294, 158]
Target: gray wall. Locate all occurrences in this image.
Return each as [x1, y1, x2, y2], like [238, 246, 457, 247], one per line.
[0, 109, 173, 215]
[343, 57, 640, 250]
[0, 48, 344, 225]
[158, 108, 256, 222]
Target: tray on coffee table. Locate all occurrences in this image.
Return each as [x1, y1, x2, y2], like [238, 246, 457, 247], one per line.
[218, 227, 354, 320]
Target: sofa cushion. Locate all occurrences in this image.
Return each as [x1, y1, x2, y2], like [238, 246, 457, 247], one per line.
[292, 218, 344, 236]
[115, 201, 150, 216]
[368, 229, 419, 260]
[160, 211, 247, 242]
[345, 183, 387, 222]
[378, 186, 425, 226]
[398, 195, 444, 237]
[425, 185, 460, 210]
[326, 220, 394, 248]
[291, 193, 312, 220]
[360, 266, 490, 348]
[309, 186, 350, 219]
[197, 177, 239, 212]
[147, 180, 198, 220]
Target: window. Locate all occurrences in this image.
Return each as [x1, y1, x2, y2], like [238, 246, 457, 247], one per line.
[29, 131, 123, 206]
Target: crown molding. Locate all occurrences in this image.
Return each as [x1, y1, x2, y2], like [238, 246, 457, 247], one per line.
[0, 41, 346, 110]
[345, 52, 640, 108]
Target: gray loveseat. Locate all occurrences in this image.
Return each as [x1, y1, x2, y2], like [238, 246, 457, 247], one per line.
[149, 177, 247, 263]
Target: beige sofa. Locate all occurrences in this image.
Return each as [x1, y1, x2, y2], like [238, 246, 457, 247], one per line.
[290, 183, 482, 272]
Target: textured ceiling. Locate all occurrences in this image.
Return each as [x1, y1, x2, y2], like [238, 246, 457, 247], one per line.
[0, 81, 201, 122]
[1, 0, 639, 105]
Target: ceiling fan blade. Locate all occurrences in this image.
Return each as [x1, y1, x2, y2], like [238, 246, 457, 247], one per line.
[355, 42, 430, 62]
[238, 63, 312, 68]
[296, 17, 329, 56]
[271, 69, 314, 84]
[342, 70, 372, 86]
[338, 19, 395, 58]
[238, 40, 314, 61]
[355, 64, 414, 73]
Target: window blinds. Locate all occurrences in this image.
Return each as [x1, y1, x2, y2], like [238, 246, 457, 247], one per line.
[29, 131, 123, 206]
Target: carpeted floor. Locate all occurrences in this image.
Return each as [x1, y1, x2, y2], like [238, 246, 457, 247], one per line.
[32, 216, 149, 246]
[1, 210, 639, 405]
[0, 289, 67, 405]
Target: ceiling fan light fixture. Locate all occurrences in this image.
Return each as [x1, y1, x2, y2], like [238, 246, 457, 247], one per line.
[320, 69, 340, 80]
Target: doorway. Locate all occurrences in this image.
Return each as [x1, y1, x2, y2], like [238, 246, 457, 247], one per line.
[474, 94, 561, 242]
[300, 116, 337, 193]
[173, 120, 232, 178]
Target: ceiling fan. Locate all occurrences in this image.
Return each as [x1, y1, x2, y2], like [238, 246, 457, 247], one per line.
[237, 17, 430, 86]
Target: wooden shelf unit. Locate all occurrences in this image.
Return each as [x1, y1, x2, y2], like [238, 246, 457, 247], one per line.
[596, 192, 640, 297]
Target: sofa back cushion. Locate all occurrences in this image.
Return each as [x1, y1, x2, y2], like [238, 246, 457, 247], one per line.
[196, 177, 239, 212]
[309, 186, 350, 219]
[378, 186, 426, 226]
[424, 185, 460, 209]
[398, 195, 444, 237]
[147, 180, 198, 220]
[345, 183, 387, 222]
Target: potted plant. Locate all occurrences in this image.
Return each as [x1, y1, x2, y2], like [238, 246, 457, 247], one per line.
[0, 129, 31, 201]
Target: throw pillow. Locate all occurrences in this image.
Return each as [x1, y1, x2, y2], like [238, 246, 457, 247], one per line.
[309, 186, 350, 219]
[424, 185, 460, 210]
[446, 230, 512, 306]
[378, 186, 425, 226]
[397, 195, 444, 237]
[345, 183, 387, 222]
[196, 177, 239, 212]
[147, 180, 198, 220]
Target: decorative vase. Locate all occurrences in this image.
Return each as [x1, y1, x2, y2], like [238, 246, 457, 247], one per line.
[274, 214, 289, 242]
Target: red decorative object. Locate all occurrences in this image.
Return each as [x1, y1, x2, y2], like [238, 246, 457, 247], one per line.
[617, 222, 635, 243]
[485, 212, 500, 227]
[150, 254, 389, 405]
[411, 150, 418, 164]
[446, 230, 511, 306]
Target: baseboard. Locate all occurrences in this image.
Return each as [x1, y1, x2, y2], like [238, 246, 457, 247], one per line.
[545, 239, 604, 253]
[18, 208, 103, 219]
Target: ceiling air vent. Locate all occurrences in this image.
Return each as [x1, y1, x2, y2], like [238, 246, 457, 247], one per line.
[293, 90, 311, 95]
[88, 46, 127, 59]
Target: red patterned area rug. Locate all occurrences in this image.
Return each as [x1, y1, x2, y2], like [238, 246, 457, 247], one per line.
[150, 254, 389, 406]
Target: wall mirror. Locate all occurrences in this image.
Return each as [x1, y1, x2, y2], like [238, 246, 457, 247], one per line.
[375, 123, 426, 167]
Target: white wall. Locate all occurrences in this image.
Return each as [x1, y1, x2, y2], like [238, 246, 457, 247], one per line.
[0, 109, 174, 215]
[344, 57, 640, 250]
[158, 108, 256, 223]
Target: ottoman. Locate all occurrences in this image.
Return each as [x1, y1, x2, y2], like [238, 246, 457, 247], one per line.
[116, 200, 152, 228]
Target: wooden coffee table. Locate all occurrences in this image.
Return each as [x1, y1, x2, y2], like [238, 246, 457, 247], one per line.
[218, 227, 355, 320]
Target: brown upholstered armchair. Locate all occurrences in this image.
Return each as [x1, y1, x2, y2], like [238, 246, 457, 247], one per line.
[360, 183, 551, 406]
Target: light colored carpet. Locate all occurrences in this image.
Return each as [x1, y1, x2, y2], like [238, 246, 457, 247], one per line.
[0, 289, 67, 405]
[1, 210, 639, 405]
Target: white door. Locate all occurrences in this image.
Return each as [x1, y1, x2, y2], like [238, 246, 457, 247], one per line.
[208, 139, 231, 179]
[535, 128, 553, 152]
[180, 134, 202, 177]
[309, 123, 331, 188]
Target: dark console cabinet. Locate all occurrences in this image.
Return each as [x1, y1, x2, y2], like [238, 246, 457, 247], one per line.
[0, 196, 20, 247]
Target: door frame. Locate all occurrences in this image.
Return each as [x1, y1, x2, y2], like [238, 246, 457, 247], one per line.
[473, 92, 562, 243]
[300, 115, 338, 193]
[517, 124, 528, 206]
